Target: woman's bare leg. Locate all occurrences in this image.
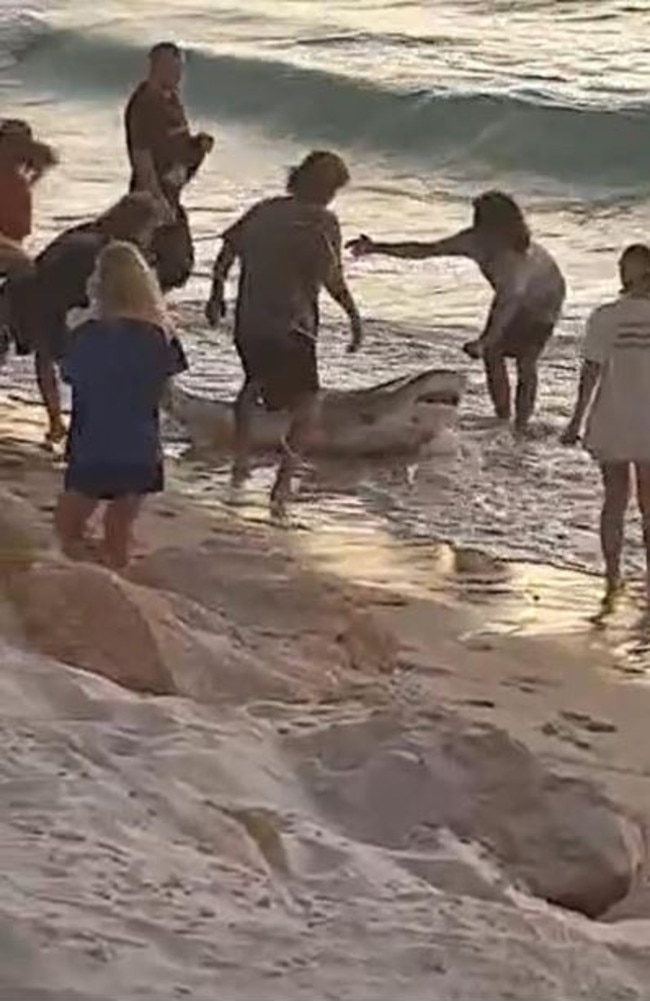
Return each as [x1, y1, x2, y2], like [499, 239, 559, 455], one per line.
[514, 352, 540, 433]
[599, 462, 631, 601]
[55, 491, 99, 560]
[483, 347, 511, 421]
[102, 496, 143, 570]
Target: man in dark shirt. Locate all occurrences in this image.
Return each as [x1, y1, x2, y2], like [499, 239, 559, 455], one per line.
[3, 192, 160, 446]
[125, 41, 213, 291]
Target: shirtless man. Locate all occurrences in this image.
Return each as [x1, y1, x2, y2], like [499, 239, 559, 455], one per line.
[349, 191, 565, 432]
[205, 151, 363, 516]
[125, 41, 213, 291]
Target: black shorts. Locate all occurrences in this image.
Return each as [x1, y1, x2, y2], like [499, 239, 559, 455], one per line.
[498, 314, 555, 361]
[235, 331, 319, 411]
[2, 271, 69, 360]
[151, 204, 194, 293]
[65, 462, 164, 500]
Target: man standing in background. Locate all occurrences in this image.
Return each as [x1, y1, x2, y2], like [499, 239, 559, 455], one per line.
[125, 41, 214, 291]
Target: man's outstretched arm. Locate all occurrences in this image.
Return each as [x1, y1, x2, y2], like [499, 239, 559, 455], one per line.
[347, 229, 475, 261]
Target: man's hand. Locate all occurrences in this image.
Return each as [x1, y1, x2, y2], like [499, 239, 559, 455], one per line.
[205, 289, 226, 328]
[346, 234, 376, 258]
[560, 419, 581, 446]
[462, 338, 483, 360]
[197, 132, 214, 156]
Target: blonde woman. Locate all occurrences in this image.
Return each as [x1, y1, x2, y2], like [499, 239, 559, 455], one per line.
[55, 241, 188, 569]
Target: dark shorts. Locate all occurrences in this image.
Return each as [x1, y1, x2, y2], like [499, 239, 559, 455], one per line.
[65, 462, 164, 501]
[235, 330, 319, 411]
[1, 271, 68, 360]
[151, 204, 194, 293]
[498, 313, 555, 361]
[36, 324, 68, 363]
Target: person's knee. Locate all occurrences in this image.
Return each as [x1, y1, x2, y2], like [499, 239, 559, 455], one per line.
[603, 483, 630, 516]
[516, 355, 538, 383]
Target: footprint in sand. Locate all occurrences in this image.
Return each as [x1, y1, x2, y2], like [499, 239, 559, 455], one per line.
[541, 720, 592, 751]
[502, 674, 559, 695]
[560, 710, 618, 734]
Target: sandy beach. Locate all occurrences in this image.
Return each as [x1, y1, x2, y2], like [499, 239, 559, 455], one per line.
[1, 392, 650, 998]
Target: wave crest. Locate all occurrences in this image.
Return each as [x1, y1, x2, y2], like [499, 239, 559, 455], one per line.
[18, 26, 650, 188]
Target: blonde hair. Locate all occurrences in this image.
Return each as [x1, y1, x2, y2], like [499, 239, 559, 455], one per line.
[93, 241, 168, 328]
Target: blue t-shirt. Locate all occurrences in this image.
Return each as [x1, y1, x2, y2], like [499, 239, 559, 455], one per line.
[62, 318, 186, 468]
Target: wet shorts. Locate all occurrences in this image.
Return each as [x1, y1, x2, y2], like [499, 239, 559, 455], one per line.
[497, 313, 555, 361]
[235, 330, 319, 411]
[151, 204, 194, 293]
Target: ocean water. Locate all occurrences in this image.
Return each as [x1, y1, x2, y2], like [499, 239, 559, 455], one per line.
[2, 0, 650, 573]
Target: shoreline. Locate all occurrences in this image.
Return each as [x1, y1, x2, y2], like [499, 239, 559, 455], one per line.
[2, 392, 650, 996]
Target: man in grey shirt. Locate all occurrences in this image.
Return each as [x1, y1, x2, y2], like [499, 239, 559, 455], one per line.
[206, 151, 363, 515]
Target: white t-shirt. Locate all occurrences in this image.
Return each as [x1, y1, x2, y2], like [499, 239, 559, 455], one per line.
[583, 294, 650, 461]
[432, 229, 566, 342]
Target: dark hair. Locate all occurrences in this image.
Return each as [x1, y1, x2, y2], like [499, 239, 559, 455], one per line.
[619, 243, 650, 292]
[287, 150, 350, 205]
[472, 190, 530, 253]
[97, 192, 160, 240]
[0, 119, 33, 142]
[0, 120, 57, 175]
[149, 41, 182, 62]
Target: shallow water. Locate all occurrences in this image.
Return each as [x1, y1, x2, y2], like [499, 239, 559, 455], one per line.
[2, 0, 650, 576]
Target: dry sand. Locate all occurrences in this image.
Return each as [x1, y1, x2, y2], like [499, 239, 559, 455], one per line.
[2, 394, 650, 999]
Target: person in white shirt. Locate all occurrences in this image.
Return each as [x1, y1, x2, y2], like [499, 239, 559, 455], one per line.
[562, 244, 650, 607]
[348, 190, 566, 433]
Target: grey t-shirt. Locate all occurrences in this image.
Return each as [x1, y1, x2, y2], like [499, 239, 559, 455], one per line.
[222, 196, 341, 343]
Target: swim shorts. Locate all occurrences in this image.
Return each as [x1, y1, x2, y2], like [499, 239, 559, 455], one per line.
[497, 312, 555, 361]
[235, 330, 319, 411]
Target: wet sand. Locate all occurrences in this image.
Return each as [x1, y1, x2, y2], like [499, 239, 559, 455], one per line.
[3, 392, 650, 997]
[9, 388, 650, 851]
